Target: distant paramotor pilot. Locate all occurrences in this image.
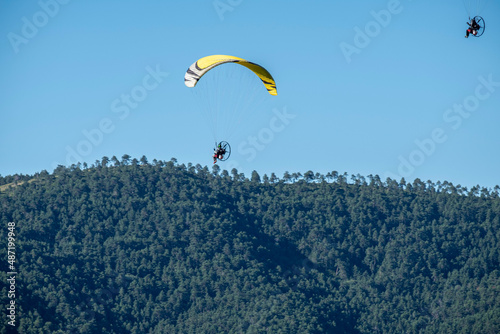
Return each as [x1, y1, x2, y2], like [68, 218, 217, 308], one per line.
[466, 17, 480, 38]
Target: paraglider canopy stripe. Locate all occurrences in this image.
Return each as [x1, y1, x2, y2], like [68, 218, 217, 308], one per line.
[184, 55, 277, 96]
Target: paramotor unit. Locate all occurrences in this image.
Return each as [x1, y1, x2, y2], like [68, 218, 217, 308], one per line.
[466, 16, 485, 38]
[471, 16, 485, 37]
[213, 141, 231, 164]
[462, 0, 487, 38]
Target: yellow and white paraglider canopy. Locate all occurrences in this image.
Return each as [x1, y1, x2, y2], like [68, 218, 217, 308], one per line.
[184, 55, 277, 96]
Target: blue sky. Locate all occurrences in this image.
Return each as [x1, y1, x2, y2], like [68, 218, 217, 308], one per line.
[1, 0, 499, 189]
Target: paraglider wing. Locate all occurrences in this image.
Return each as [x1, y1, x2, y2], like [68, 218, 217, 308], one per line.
[184, 55, 277, 96]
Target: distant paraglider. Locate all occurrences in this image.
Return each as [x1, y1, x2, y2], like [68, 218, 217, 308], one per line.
[184, 55, 277, 164]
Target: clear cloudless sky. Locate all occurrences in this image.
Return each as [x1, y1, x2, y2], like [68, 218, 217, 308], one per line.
[1, 0, 499, 189]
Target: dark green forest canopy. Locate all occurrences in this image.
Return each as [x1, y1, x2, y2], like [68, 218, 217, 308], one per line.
[1, 156, 499, 333]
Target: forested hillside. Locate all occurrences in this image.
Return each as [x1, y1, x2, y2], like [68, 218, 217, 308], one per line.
[1, 156, 499, 333]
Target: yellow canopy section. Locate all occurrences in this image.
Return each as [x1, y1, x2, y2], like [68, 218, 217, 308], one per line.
[184, 55, 277, 96]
